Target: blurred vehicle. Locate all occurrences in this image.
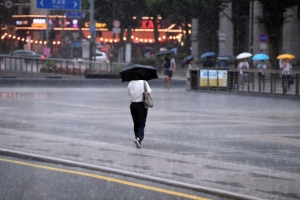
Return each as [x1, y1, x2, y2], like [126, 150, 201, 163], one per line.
[72, 49, 108, 63]
[94, 49, 108, 63]
[10, 50, 44, 63]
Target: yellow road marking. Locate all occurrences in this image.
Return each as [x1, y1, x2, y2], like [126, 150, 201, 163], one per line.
[0, 157, 210, 200]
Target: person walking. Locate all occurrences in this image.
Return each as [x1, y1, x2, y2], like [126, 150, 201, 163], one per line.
[203, 57, 214, 67]
[163, 54, 176, 89]
[128, 69, 152, 148]
[257, 60, 267, 91]
[280, 59, 292, 92]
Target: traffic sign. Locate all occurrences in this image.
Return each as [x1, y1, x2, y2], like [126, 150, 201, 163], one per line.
[37, 0, 81, 10]
[4, 0, 13, 9]
[90, 25, 96, 33]
[259, 33, 268, 43]
[66, 12, 85, 18]
[113, 27, 121, 34]
[113, 20, 120, 28]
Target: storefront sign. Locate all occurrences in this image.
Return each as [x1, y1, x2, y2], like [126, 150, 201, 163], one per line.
[82, 41, 89, 59]
[85, 22, 106, 29]
[140, 20, 161, 29]
[199, 70, 228, 87]
[14, 17, 77, 29]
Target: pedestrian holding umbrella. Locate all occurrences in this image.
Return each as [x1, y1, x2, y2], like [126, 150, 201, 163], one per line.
[182, 55, 194, 90]
[201, 52, 215, 68]
[252, 53, 270, 90]
[181, 55, 194, 68]
[120, 64, 157, 149]
[155, 50, 173, 56]
[119, 64, 158, 82]
[217, 54, 235, 68]
[200, 52, 216, 59]
[277, 54, 295, 60]
[236, 52, 252, 59]
[236, 52, 252, 84]
[217, 54, 235, 60]
[252, 53, 270, 61]
[277, 54, 295, 92]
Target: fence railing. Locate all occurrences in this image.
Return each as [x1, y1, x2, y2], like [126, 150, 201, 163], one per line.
[0, 55, 129, 77]
[190, 68, 300, 97]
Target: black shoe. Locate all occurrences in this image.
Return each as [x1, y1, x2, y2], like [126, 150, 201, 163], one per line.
[134, 139, 141, 148]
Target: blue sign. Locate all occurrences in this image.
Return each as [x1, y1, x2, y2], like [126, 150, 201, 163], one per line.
[90, 25, 96, 33]
[259, 33, 268, 43]
[37, 0, 81, 10]
[66, 12, 85, 18]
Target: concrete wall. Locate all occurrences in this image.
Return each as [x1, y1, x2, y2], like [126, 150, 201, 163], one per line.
[282, 6, 300, 67]
[252, 1, 266, 54]
[218, 2, 233, 56]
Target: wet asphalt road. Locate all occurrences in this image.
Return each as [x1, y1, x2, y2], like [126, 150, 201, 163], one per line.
[1, 157, 224, 200]
[0, 78, 299, 200]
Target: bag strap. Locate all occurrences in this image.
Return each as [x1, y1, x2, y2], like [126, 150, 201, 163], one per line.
[144, 81, 147, 92]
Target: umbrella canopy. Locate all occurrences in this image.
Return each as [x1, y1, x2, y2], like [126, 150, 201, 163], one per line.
[144, 46, 153, 50]
[181, 55, 194, 68]
[277, 54, 295, 60]
[252, 53, 270, 61]
[171, 48, 178, 54]
[236, 52, 252, 59]
[217, 54, 235, 60]
[119, 64, 158, 82]
[200, 52, 216, 59]
[155, 50, 173, 56]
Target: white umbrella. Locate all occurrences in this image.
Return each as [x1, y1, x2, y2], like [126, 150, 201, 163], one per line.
[236, 52, 252, 59]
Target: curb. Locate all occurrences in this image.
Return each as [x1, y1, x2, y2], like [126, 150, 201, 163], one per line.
[0, 148, 264, 200]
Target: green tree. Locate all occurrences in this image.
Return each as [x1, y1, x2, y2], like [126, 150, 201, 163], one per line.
[256, 0, 300, 68]
[94, 0, 146, 61]
[167, 0, 228, 55]
[145, 0, 168, 52]
[145, 0, 171, 68]
[0, 1, 18, 53]
[167, 0, 199, 54]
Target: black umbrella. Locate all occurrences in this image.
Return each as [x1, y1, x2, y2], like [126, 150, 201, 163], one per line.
[119, 64, 158, 82]
[181, 55, 194, 68]
[144, 46, 154, 51]
[155, 50, 173, 56]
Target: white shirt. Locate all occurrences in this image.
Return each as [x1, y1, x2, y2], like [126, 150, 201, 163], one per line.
[280, 62, 292, 75]
[238, 61, 249, 75]
[257, 62, 267, 75]
[128, 80, 152, 103]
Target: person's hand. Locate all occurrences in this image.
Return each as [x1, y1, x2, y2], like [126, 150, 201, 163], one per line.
[148, 92, 152, 95]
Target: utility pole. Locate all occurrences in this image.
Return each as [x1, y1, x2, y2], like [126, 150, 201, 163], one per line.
[250, 0, 254, 68]
[112, 0, 116, 63]
[89, 0, 95, 61]
[46, 10, 50, 46]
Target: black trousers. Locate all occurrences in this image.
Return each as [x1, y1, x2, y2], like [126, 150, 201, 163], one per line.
[282, 74, 291, 88]
[130, 102, 148, 141]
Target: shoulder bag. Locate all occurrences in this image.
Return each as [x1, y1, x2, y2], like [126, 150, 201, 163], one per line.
[143, 81, 153, 109]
